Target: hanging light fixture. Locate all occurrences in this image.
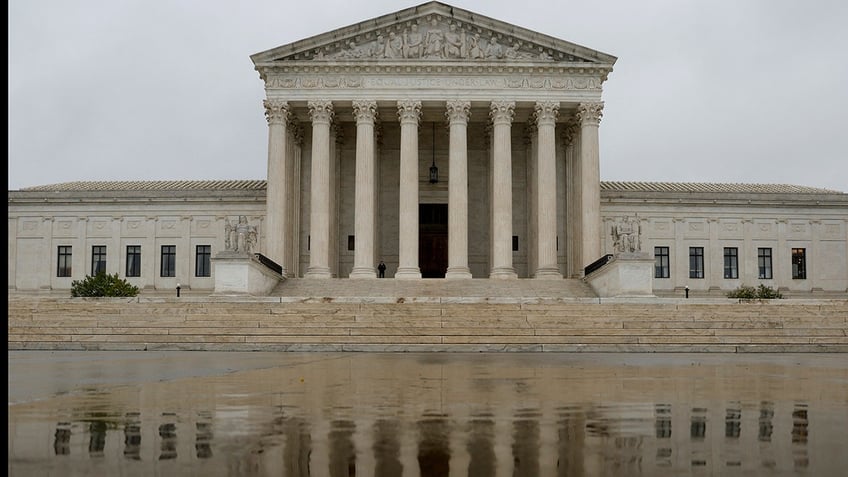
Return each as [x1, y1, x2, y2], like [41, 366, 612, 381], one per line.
[429, 122, 439, 184]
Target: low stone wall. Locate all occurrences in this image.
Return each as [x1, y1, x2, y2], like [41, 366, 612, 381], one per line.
[7, 296, 848, 352]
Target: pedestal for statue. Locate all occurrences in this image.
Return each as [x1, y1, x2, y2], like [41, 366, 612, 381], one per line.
[585, 252, 655, 298]
[211, 252, 283, 296]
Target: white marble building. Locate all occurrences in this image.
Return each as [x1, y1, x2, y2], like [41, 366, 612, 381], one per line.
[7, 2, 848, 296]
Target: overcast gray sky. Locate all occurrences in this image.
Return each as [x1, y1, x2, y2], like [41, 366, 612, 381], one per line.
[9, 0, 848, 192]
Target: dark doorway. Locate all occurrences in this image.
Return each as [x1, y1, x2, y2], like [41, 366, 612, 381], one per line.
[420, 204, 448, 278]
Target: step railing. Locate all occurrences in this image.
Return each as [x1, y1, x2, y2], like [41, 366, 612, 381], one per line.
[254, 253, 283, 275]
[584, 254, 614, 277]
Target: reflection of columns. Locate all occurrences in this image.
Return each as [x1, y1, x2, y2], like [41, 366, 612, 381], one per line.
[577, 102, 603, 271]
[396, 100, 422, 279]
[350, 100, 378, 278]
[562, 121, 580, 278]
[305, 100, 334, 278]
[445, 100, 472, 279]
[264, 99, 289, 276]
[534, 101, 562, 278]
[489, 100, 517, 279]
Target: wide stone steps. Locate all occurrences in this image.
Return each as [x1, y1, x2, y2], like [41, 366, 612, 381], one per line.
[7, 295, 847, 352]
[270, 277, 599, 298]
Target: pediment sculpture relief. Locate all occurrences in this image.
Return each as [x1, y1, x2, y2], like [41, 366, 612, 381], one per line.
[312, 16, 572, 62]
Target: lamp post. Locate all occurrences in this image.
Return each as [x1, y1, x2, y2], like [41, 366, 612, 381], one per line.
[176, 283, 181, 298]
[684, 285, 689, 299]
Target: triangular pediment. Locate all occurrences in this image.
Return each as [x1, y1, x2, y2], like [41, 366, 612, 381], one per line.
[251, 1, 616, 66]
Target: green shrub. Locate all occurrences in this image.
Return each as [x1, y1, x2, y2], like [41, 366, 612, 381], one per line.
[727, 284, 783, 300]
[71, 272, 139, 297]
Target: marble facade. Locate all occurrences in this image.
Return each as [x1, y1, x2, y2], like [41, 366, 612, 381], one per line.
[7, 2, 848, 296]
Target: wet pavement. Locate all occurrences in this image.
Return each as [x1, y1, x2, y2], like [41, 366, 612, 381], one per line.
[8, 351, 848, 476]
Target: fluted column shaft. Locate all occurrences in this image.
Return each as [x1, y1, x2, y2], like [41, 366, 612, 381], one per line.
[534, 101, 562, 278]
[396, 100, 422, 279]
[577, 102, 603, 271]
[264, 99, 289, 276]
[350, 100, 378, 278]
[445, 100, 472, 279]
[489, 101, 517, 279]
[305, 100, 334, 278]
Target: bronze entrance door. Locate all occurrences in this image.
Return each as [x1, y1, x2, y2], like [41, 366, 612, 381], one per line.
[419, 204, 448, 278]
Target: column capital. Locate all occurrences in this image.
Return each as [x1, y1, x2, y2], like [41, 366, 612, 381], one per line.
[397, 100, 422, 124]
[307, 100, 334, 125]
[489, 100, 515, 125]
[263, 99, 289, 125]
[352, 100, 378, 124]
[445, 100, 471, 124]
[533, 100, 559, 126]
[560, 118, 579, 147]
[577, 101, 604, 126]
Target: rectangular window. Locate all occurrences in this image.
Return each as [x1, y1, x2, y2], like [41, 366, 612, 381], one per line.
[654, 246, 670, 278]
[512, 236, 519, 252]
[689, 247, 704, 279]
[91, 246, 106, 275]
[723, 247, 739, 279]
[126, 246, 141, 277]
[758, 248, 773, 279]
[195, 245, 211, 277]
[57, 246, 72, 277]
[792, 248, 806, 279]
[348, 235, 355, 251]
[160, 245, 176, 278]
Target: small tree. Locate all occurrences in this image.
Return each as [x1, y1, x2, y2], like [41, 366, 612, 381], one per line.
[727, 284, 783, 300]
[71, 272, 139, 297]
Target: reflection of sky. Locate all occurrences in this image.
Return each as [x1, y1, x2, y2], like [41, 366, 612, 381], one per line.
[8, 352, 846, 476]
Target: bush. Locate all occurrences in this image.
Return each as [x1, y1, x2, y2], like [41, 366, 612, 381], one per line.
[727, 284, 783, 300]
[71, 272, 139, 297]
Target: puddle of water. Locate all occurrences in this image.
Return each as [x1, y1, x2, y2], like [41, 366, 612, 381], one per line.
[8, 352, 848, 476]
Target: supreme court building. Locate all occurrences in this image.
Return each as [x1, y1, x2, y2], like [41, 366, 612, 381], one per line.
[8, 2, 848, 296]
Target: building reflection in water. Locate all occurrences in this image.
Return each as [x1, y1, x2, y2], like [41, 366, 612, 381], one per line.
[9, 353, 848, 476]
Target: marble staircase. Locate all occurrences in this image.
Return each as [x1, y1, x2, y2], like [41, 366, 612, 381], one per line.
[7, 293, 847, 353]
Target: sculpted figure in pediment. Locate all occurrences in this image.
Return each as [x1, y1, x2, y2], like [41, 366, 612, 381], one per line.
[403, 23, 423, 58]
[423, 19, 445, 58]
[385, 31, 404, 59]
[444, 23, 464, 58]
[485, 34, 504, 59]
[467, 33, 484, 59]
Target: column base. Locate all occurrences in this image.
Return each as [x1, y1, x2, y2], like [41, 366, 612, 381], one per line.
[533, 267, 562, 279]
[489, 267, 517, 279]
[445, 267, 472, 279]
[349, 267, 377, 279]
[394, 267, 422, 279]
[304, 266, 333, 279]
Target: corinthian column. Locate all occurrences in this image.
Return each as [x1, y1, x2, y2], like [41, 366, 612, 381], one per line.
[263, 99, 289, 276]
[445, 100, 472, 279]
[577, 102, 603, 271]
[396, 100, 422, 279]
[305, 100, 334, 278]
[489, 100, 517, 279]
[350, 100, 378, 279]
[534, 101, 562, 278]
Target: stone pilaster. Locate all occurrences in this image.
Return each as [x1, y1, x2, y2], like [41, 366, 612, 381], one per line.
[263, 99, 289, 276]
[534, 101, 562, 278]
[350, 100, 379, 278]
[396, 100, 422, 279]
[489, 100, 517, 279]
[445, 100, 472, 279]
[305, 100, 334, 278]
[576, 101, 603, 271]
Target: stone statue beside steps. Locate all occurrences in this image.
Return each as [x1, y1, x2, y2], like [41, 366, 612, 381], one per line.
[612, 216, 642, 254]
[224, 216, 257, 254]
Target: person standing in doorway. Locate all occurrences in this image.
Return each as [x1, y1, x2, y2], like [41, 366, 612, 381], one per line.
[378, 261, 387, 278]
